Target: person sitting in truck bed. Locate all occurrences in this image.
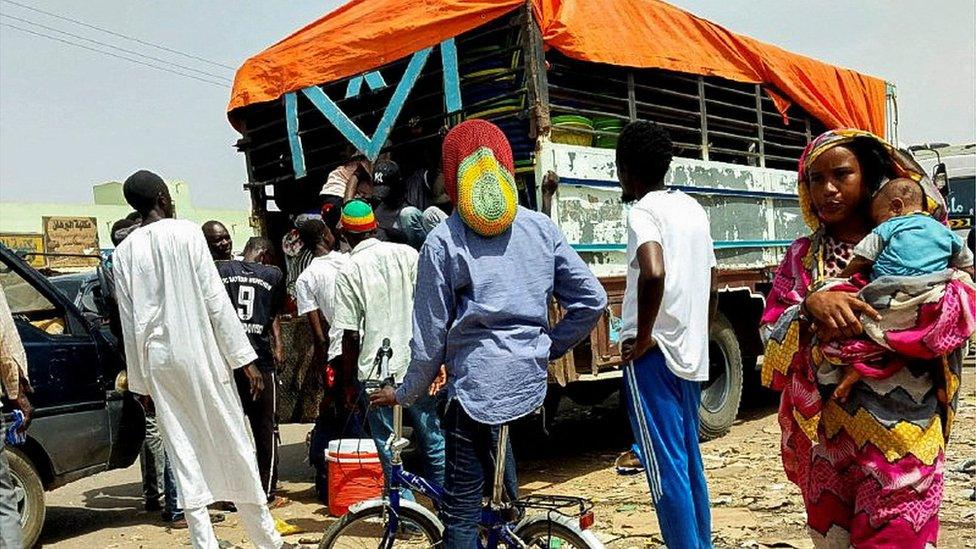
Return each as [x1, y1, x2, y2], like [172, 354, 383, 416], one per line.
[372, 159, 448, 249]
[319, 146, 372, 232]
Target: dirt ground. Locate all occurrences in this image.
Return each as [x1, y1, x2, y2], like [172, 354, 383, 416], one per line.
[37, 368, 975, 548]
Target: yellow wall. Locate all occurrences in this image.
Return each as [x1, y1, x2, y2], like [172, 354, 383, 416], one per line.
[0, 180, 255, 251]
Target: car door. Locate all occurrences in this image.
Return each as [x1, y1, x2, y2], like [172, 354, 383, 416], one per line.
[0, 248, 112, 478]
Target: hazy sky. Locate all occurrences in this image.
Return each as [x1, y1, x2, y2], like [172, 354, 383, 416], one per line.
[1, 1, 974, 209]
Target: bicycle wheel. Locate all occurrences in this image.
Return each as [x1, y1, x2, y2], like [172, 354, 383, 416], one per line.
[319, 503, 442, 548]
[514, 518, 597, 548]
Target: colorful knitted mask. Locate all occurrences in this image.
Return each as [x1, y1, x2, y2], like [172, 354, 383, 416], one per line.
[442, 120, 518, 237]
[340, 199, 377, 233]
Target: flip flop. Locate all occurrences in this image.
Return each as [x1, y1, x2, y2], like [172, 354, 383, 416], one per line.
[267, 496, 291, 510]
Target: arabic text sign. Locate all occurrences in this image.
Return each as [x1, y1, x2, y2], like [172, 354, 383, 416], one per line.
[43, 216, 100, 269]
[0, 233, 46, 268]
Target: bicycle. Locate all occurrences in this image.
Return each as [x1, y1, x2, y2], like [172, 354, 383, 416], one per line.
[319, 341, 603, 548]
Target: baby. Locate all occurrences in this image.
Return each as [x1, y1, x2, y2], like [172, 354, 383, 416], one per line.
[832, 178, 974, 400]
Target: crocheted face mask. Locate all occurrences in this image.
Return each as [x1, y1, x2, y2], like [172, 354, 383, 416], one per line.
[442, 120, 518, 237]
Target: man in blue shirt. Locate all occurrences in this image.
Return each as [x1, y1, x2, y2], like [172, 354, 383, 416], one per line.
[370, 120, 607, 547]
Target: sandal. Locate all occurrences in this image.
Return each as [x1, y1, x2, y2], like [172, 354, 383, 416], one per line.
[267, 496, 291, 510]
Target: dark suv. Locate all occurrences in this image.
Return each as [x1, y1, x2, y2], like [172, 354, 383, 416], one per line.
[0, 244, 145, 547]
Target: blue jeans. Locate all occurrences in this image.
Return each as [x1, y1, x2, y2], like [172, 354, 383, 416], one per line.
[310, 386, 365, 503]
[141, 415, 182, 521]
[362, 389, 445, 500]
[441, 399, 519, 549]
[161, 455, 181, 522]
[0, 414, 24, 549]
[624, 348, 711, 549]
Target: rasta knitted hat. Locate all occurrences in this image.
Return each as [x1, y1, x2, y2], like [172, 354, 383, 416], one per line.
[442, 119, 518, 237]
[339, 199, 377, 233]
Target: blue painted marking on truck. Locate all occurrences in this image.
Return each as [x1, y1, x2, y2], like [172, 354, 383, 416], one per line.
[345, 71, 389, 99]
[570, 240, 793, 252]
[296, 46, 431, 161]
[364, 46, 432, 159]
[713, 239, 793, 249]
[300, 86, 373, 153]
[557, 177, 799, 201]
[284, 92, 306, 179]
[440, 38, 462, 113]
[345, 76, 362, 99]
[282, 39, 463, 172]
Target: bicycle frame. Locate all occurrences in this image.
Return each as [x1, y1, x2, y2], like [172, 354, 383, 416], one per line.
[381, 403, 527, 548]
[362, 342, 593, 549]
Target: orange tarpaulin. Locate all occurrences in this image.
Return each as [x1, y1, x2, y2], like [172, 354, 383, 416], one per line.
[534, 0, 887, 136]
[229, 0, 887, 136]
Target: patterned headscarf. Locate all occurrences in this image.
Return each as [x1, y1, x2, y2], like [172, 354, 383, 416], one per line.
[797, 129, 947, 232]
[441, 120, 518, 237]
[340, 199, 377, 233]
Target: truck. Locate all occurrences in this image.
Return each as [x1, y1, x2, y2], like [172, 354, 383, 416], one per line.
[1, 245, 145, 547]
[910, 143, 975, 252]
[226, 0, 897, 438]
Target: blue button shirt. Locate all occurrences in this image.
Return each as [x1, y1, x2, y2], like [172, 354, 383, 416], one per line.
[396, 207, 607, 425]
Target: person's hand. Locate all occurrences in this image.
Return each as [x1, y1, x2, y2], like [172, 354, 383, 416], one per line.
[136, 393, 156, 416]
[311, 343, 327, 369]
[343, 385, 360, 414]
[10, 378, 33, 432]
[369, 386, 397, 408]
[429, 365, 447, 396]
[244, 363, 264, 401]
[621, 336, 656, 362]
[804, 292, 881, 340]
[542, 171, 559, 198]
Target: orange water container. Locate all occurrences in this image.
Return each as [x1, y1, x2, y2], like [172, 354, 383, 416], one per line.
[326, 439, 384, 516]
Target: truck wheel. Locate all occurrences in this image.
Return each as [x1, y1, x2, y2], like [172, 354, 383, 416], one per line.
[7, 448, 45, 548]
[699, 312, 743, 440]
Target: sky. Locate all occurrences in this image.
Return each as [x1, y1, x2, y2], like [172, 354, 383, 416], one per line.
[1, 1, 974, 210]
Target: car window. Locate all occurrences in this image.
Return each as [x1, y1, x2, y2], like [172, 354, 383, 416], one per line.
[0, 266, 68, 335]
[80, 286, 99, 315]
[50, 275, 84, 303]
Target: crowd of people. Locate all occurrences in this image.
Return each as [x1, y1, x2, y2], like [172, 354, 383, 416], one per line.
[0, 119, 973, 549]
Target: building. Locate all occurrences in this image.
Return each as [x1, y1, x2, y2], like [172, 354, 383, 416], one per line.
[0, 180, 255, 253]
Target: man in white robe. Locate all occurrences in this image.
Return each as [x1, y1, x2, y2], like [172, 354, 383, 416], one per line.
[113, 170, 283, 549]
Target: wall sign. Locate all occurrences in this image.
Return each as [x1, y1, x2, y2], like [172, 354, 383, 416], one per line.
[0, 233, 46, 268]
[42, 216, 100, 269]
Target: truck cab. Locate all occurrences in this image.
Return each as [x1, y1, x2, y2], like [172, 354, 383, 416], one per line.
[0, 244, 145, 547]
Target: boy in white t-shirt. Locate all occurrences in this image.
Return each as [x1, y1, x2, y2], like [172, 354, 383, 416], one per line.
[617, 121, 717, 549]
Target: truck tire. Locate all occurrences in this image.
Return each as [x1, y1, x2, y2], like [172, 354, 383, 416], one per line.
[699, 312, 744, 440]
[7, 448, 45, 548]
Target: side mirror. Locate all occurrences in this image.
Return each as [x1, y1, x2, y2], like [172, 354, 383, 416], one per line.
[933, 163, 949, 197]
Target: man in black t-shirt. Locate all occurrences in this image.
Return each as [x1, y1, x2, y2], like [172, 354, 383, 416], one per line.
[206, 227, 288, 509]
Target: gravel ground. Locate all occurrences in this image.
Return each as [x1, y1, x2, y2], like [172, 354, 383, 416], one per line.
[35, 366, 975, 548]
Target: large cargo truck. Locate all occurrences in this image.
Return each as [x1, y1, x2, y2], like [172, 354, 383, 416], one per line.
[226, 2, 896, 438]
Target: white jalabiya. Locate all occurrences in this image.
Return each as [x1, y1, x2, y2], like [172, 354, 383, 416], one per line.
[113, 219, 266, 509]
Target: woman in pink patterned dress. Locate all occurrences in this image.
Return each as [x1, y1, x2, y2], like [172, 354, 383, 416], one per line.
[760, 129, 962, 548]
